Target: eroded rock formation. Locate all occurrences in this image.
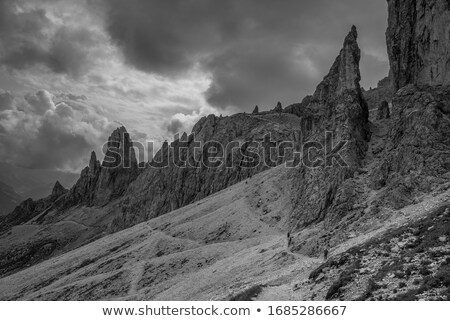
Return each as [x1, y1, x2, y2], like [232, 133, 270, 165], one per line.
[287, 26, 370, 231]
[273, 102, 283, 113]
[3, 126, 140, 228]
[62, 126, 139, 208]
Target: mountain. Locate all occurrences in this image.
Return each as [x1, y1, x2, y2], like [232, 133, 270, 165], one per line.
[0, 181, 22, 217]
[2, 0, 450, 301]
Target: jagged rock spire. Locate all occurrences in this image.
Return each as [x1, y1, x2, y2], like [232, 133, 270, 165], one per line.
[62, 126, 139, 208]
[288, 26, 370, 235]
[273, 102, 283, 113]
[102, 126, 137, 169]
[51, 181, 67, 198]
[252, 105, 259, 114]
[88, 151, 100, 176]
[312, 25, 362, 103]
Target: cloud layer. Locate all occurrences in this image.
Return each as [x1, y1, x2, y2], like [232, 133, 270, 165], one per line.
[102, 0, 389, 109]
[0, 89, 116, 171]
[0, 0, 390, 171]
[0, 0, 107, 78]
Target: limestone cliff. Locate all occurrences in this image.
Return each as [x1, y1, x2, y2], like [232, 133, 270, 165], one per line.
[371, 0, 450, 202]
[0, 181, 68, 231]
[387, 0, 450, 89]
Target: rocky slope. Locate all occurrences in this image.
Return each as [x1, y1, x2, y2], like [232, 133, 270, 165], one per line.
[302, 202, 450, 301]
[0, 164, 315, 300]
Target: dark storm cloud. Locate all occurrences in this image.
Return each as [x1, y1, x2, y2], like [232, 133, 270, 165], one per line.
[0, 0, 99, 78]
[101, 0, 389, 110]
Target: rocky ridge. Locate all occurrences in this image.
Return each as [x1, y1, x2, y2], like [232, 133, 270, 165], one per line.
[111, 112, 304, 232]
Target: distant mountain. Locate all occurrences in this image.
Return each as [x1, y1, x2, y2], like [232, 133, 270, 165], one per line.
[0, 163, 78, 200]
[0, 181, 22, 217]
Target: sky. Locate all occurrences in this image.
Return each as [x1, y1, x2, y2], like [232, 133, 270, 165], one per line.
[0, 0, 389, 172]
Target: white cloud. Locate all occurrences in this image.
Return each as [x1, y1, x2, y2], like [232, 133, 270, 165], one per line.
[0, 89, 116, 171]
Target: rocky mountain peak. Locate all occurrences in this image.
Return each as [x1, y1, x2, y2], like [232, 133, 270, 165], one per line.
[287, 26, 370, 232]
[312, 26, 363, 103]
[88, 151, 100, 176]
[58, 126, 139, 208]
[102, 126, 137, 169]
[51, 181, 67, 198]
[273, 102, 283, 113]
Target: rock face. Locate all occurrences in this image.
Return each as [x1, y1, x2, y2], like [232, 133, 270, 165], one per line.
[63, 126, 139, 208]
[51, 181, 68, 198]
[376, 101, 391, 120]
[387, 0, 450, 90]
[370, 0, 450, 207]
[2, 126, 140, 230]
[62, 151, 101, 207]
[287, 26, 369, 168]
[96, 127, 139, 205]
[287, 26, 370, 230]
[370, 85, 450, 196]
